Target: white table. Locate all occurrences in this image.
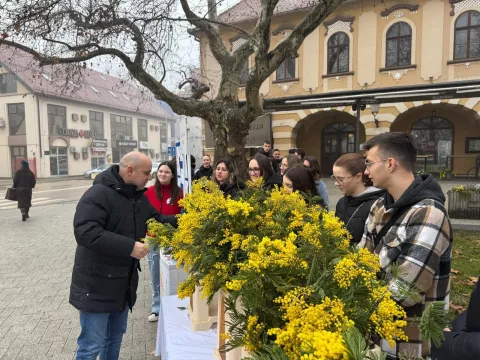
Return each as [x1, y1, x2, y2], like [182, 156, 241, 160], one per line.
[156, 295, 217, 360]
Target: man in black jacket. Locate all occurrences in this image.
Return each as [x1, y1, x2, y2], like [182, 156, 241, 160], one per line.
[431, 278, 480, 360]
[71, 152, 177, 360]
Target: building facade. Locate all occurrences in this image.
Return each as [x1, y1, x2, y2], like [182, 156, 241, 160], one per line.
[200, 0, 480, 175]
[0, 48, 174, 178]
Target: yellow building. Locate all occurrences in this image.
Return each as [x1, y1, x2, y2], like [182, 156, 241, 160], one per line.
[200, 0, 480, 175]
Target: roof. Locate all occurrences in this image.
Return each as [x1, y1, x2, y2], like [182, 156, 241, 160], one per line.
[0, 46, 173, 119]
[218, 0, 313, 24]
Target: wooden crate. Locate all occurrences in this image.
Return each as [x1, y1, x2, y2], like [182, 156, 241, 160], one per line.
[188, 286, 219, 331]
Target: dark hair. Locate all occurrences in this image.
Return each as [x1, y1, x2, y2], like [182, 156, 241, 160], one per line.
[251, 153, 273, 180]
[295, 148, 306, 160]
[363, 132, 417, 171]
[21, 160, 29, 169]
[284, 164, 319, 195]
[334, 153, 373, 187]
[213, 157, 236, 185]
[154, 161, 181, 203]
[304, 156, 322, 180]
[288, 148, 297, 154]
[285, 154, 301, 169]
[273, 149, 280, 152]
[264, 140, 271, 145]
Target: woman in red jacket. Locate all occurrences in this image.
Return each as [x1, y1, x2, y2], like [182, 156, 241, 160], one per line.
[145, 161, 183, 322]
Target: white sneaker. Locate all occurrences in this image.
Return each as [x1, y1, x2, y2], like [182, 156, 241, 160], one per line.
[148, 313, 159, 322]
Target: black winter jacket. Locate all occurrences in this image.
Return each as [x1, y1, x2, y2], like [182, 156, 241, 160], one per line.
[219, 179, 246, 199]
[431, 278, 480, 360]
[194, 166, 213, 180]
[264, 173, 283, 191]
[13, 168, 36, 209]
[70, 165, 177, 313]
[335, 187, 385, 245]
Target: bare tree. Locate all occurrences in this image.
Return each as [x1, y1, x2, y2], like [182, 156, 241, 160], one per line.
[0, 0, 345, 173]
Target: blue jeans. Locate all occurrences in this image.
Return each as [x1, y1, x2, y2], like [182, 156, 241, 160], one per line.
[147, 247, 160, 314]
[76, 307, 129, 360]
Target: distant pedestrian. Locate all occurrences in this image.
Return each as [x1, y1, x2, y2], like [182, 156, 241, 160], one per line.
[71, 152, 177, 360]
[280, 154, 301, 176]
[257, 140, 272, 157]
[303, 156, 329, 208]
[13, 160, 36, 221]
[283, 164, 325, 207]
[295, 148, 305, 161]
[332, 153, 384, 244]
[193, 155, 213, 180]
[213, 157, 245, 199]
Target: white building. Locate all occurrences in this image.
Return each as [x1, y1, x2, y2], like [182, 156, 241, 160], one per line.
[0, 47, 174, 178]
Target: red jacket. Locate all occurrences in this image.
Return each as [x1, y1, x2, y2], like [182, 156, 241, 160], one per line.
[145, 184, 182, 216]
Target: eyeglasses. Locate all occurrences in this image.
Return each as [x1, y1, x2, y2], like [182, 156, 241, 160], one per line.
[248, 168, 261, 174]
[331, 175, 353, 184]
[365, 159, 389, 169]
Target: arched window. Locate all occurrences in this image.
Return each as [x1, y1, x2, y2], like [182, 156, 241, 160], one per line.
[411, 117, 453, 171]
[386, 22, 412, 67]
[454, 10, 480, 60]
[327, 32, 349, 74]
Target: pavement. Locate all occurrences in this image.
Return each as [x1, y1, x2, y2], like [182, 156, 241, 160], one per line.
[0, 176, 478, 360]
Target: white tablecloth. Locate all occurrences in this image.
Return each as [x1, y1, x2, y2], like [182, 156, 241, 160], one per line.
[156, 295, 217, 360]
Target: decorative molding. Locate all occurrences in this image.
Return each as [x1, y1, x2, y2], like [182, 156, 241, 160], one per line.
[323, 16, 355, 36]
[449, 0, 480, 16]
[447, 57, 480, 66]
[380, 67, 416, 82]
[381, 4, 419, 17]
[322, 71, 354, 79]
[272, 25, 295, 37]
[273, 80, 298, 94]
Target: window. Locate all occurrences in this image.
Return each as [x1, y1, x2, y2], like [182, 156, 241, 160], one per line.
[454, 11, 480, 60]
[385, 22, 412, 68]
[47, 104, 67, 136]
[327, 32, 350, 74]
[89, 111, 104, 139]
[138, 119, 148, 141]
[411, 117, 453, 172]
[170, 122, 177, 138]
[50, 146, 69, 176]
[91, 157, 106, 169]
[276, 57, 296, 81]
[8, 103, 26, 135]
[160, 123, 167, 142]
[240, 60, 249, 85]
[110, 114, 133, 141]
[0, 73, 17, 94]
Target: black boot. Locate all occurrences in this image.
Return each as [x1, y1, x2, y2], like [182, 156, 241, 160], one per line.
[26, 209, 29, 219]
[22, 213, 26, 221]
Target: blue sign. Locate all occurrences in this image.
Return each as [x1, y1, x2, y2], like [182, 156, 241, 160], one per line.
[168, 146, 176, 156]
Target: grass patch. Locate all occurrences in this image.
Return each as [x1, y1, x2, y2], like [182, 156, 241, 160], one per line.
[448, 230, 480, 321]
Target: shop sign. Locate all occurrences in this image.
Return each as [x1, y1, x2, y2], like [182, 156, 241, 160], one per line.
[91, 139, 108, 148]
[204, 113, 271, 148]
[116, 140, 138, 148]
[58, 128, 96, 138]
[139, 141, 150, 149]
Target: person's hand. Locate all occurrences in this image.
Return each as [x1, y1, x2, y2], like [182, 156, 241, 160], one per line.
[444, 327, 451, 332]
[130, 242, 150, 259]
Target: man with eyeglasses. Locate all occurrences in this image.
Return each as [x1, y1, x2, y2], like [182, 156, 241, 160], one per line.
[359, 132, 452, 360]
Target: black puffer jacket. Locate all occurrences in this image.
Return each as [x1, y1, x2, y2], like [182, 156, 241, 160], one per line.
[70, 165, 177, 313]
[335, 187, 385, 244]
[13, 168, 36, 209]
[220, 179, 246, 199]
[264, 173, 283, 191]
[194, 166, 213, 180]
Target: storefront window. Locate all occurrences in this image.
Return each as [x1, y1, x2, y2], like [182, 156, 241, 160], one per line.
[8, 103, 26, 135]
[47, 105, 67, 136]
[91, 157, 106, 169]
[411, 117, 453, 172]
[50, 146, 69, 176]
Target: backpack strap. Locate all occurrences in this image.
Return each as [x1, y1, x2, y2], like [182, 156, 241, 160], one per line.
[373, 199, 446, 248]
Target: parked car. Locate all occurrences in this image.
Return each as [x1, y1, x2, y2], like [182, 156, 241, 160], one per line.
[83, 163, 116, 180]
[151, 162, 161, 178]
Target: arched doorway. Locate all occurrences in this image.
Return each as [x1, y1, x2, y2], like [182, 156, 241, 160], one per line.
[322, 122, 356, 173]
[50, 138, 69, 176]
[411, 117, 453, 172]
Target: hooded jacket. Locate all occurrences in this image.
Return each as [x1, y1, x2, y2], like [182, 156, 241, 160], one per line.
[359, 175, 453, 359]
[219, 179, 246, 199]
[431, 278, 480, 360]
[335, 187, 385, 244]
[70, 165, 177, 313]
[193, 165, 213, 181]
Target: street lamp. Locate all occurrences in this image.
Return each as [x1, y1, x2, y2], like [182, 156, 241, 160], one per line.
[370, 103, 380, 128]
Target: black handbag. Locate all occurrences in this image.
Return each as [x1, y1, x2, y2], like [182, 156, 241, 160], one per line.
[5, 187, 17, 201]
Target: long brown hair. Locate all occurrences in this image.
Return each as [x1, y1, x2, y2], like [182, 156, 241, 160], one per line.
[304, 156, 322, 181]
[154, 161, 181, 201]
[334, 153, 373, 186]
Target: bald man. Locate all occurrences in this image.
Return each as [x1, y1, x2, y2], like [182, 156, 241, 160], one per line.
[71, 151, 177, 360]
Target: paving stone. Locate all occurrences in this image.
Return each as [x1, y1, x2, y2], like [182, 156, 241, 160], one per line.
[0, 203, 160, 359]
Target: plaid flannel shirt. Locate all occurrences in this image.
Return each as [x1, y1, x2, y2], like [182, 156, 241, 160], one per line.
[358, 198, 452, 360]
